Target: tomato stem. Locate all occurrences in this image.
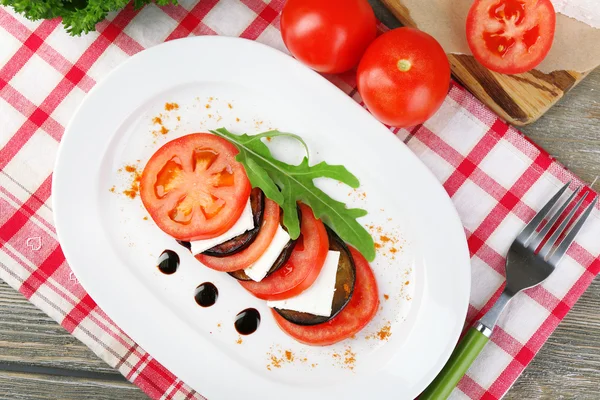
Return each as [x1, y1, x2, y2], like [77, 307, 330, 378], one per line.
[397, 59, 411, 72]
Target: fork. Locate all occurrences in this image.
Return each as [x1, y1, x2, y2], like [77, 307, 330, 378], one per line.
[420, 182, 598, 400]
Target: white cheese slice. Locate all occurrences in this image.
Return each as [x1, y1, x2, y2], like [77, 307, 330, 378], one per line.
[244, 225, 291, 282]
[552, 0, 600, 29]
[267, 250, 340, 317]
[189, 200, 254, 255]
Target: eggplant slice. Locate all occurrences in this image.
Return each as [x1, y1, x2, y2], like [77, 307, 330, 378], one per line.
[201, 188, 265, 257]
[273, 227, 356, 326]
[176, 240, 192, 251]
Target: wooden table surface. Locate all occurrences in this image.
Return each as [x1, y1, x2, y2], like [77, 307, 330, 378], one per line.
[1, 2, 599, 399]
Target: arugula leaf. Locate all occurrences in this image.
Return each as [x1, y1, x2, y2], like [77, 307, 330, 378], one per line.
[212, 128, 375, 261]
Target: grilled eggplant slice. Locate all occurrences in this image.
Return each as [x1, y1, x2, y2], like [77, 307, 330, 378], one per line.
[273, 227, 356, 326]
[201, 188, 265, 257]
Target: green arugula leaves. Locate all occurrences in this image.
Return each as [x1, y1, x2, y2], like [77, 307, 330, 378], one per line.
[212, 128, 375, 261]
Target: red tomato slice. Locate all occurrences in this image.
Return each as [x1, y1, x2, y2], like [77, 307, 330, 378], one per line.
[196, 198, 280, 272]
[140, 133, 251, 240]
[466, 0, 556, 74]
[273, 247, 379, 346]
[240, 203, 328, 301]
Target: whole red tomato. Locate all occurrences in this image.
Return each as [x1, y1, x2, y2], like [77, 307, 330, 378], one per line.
[357, 28, 450, 128]
[280, 0, 377, 74]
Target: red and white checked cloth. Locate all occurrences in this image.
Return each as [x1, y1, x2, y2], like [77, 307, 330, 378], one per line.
[0, 1, 598, 399]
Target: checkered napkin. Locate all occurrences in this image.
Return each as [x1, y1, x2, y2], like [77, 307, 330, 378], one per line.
[0, 1, 598, 399]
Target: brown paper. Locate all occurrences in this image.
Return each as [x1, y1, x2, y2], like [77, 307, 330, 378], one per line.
[396, 0, 600, 73]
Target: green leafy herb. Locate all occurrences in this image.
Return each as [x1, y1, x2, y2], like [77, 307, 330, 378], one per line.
[212, 128, 376, 261]
[1, 0, 178, 36]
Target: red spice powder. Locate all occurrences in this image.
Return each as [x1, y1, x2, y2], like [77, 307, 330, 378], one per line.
[344, 348, 356, 370]
[122, 164, 141, 199]
[367, 321, 392, 341]
[165, 102, 179, 111]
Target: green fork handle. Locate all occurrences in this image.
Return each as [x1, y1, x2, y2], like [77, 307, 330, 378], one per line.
[419, 326, 490, 400]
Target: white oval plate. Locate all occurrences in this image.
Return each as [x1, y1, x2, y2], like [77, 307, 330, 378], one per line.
[54, 37, 470, 400]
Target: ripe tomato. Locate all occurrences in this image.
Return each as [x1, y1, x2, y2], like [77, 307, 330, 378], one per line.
[240, 203, 329, 300]
[280, 0, 377, 74]
[140, 133, 251, 240]
[466, 0, 555, 74]
[357, 28, 450, 128]
[196, 197, 280, 272]
[273, 247, 379, 346]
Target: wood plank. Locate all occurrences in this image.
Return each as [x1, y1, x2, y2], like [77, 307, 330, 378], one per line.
[0, 281, 118, 374]
[378, 0, 592, 126]
[0, 370, 146, 400]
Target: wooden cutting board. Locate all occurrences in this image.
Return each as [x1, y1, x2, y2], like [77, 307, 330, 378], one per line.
[380, 0, 587, 126]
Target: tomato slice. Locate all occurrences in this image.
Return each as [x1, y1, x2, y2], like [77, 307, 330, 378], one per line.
[466, 0, 555, 74]
[140, 133, 251, 240]
[240, 203, 329, 300]
[196, 197, 280, 272]
[273, 247, 379, 346]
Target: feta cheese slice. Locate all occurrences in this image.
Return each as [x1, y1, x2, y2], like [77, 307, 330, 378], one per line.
[244, 225, 291, 282]
[189, 200, 254, 255]
[267, 250, 340, 317]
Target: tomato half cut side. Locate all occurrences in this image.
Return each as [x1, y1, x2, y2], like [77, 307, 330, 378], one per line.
[140, 133, 251, 240]
[196, 197, 280, 272]
[272, 246, 379, 346]
[240, 203, 329, 301]
[466, 0, 556, 74]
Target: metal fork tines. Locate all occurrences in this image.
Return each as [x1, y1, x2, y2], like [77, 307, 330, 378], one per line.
[477, 182, 598, 335]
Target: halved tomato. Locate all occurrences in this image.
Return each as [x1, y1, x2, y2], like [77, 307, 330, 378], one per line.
[140, 133, 251, 240]
[196, 197, 280, 272]
[272, 247, 379, 346]
[240, 203, 329, 300]
[466, 0, 556, 74]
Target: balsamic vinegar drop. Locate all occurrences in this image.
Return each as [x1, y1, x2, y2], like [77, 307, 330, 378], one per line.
[234, 308, 261, 335]
[194, 282, 218, 307]
[157, 250, 179, 275]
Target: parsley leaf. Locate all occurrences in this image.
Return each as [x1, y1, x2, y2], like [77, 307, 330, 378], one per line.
[212, 128, 376, 261]
[1, 0, 178, 36]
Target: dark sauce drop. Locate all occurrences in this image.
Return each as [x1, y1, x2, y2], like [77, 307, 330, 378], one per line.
[234, 308, 261, 335]
[194, 282, 219, 307]
[177, 240, 191, 252]
[157, 250, 179, 275]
